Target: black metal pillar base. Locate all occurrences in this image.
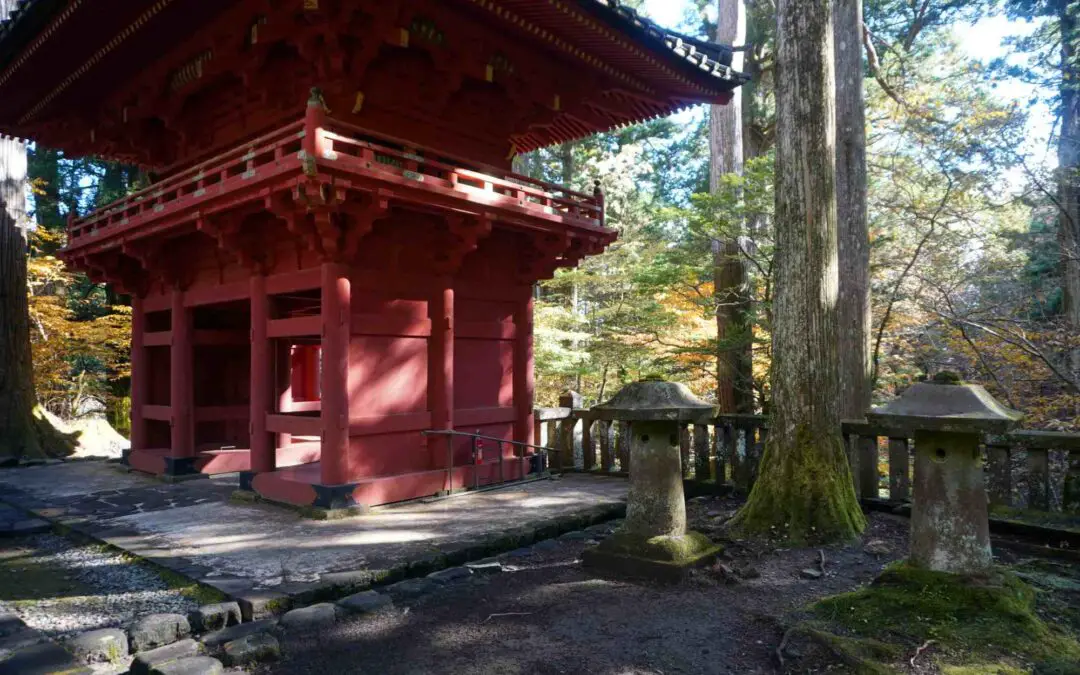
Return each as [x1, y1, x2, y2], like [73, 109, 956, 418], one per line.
[238, 471, 257, 492]
[311, 483, 361, 510]
[159, 457, 206, 483]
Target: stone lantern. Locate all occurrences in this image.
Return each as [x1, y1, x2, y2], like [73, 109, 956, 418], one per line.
[866, 373, 1022, 573]
[582, 378, 721, 581]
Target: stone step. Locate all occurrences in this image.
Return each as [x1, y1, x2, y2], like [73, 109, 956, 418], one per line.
[336, 590, 393, 615]
[130, 613, 191, 652]
[384, 577, 435, 600]
[427, 566, 472, 585]
[188, 602, 241, 633]
[0, 627, 48, 657]
[0, 641, 90, 675]
[149, 655, 224, 675]
[130, 639, 202, 675]
[0, 519, 51, 538]
[200, 619, 277, 649]
[68, 627, 128, 664]
[280, 603, 336, 630]
[221, 633, 279, 667]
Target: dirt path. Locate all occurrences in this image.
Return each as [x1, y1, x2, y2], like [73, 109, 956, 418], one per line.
[261, 499, 910, 675]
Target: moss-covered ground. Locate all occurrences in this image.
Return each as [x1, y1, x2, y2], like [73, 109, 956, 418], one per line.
[791, 562, 1080, 674]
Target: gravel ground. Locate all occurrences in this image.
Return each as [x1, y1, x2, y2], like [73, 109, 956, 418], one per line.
[260, 499, 911, 675]
[0, 533, 199, 639]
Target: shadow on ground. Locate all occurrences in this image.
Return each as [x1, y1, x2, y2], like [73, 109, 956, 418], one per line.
[259, 502, 911, 675]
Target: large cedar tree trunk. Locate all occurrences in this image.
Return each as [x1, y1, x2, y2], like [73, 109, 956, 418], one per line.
[730, 0, 865, 543]
[833, 0, 871, 420]
[0, 133, 44, 460]
[710, 0, 754, 414]
[1059, 3, 1080, 396]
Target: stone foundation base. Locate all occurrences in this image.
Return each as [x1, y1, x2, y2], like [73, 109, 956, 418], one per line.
[582, 530, 721, 583]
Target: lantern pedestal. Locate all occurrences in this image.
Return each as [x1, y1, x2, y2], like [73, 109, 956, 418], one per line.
[909, 430, 993, 573]
[582, 381, 720, 582]
[867, 375, 1022, 575]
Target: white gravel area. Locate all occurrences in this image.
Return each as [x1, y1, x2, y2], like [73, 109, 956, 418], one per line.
[1, 534, 199, 639]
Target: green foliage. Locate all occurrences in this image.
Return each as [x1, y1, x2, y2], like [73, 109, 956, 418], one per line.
[25, 145, 138, 423]
[524, 118, 718, 405]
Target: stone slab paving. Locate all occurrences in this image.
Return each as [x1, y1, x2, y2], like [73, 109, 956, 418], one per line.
[0, 462, 628, 606]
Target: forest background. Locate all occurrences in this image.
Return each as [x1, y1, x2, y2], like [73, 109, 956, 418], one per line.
[22, 0, 1078, 438]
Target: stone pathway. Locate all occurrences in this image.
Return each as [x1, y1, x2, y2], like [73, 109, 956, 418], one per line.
[0, 463, 628, 608]
[0, 503, 50, 539]
[0, 534, 200, 640]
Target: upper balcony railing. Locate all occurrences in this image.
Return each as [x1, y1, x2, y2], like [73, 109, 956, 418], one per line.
[66, 120, 306, 245]
[320, 118, 605, 227]
[64, 115, 606, 251]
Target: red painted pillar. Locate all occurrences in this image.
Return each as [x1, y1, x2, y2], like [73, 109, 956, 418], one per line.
[250, 274, 275, 473]
[320, 262, 351, 486]
[513, 294, 535, 448]
[275, 343, 292, 448]
[130, 295, 148, 450]
[429, 280, 455, 457]
[170, 289, 194, 459]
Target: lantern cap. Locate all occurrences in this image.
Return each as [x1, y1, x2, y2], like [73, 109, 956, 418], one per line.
[591, 378, 715, 423]
[866, 377, 1023, 434]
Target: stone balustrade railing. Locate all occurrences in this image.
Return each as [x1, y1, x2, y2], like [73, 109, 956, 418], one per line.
[535, 408, 1080, 514]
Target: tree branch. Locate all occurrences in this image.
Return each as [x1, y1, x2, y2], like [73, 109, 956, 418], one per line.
[862, 23, 906, 108]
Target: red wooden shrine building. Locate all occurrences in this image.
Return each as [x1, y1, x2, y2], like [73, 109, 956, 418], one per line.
[0, 0, 745, 509]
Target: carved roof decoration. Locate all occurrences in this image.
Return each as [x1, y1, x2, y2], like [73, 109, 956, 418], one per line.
[587, 0, 742, 83]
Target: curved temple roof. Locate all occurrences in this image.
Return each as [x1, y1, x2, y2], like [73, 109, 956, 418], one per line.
[0, 0, 748, 161]
[0, 0, 744, 88]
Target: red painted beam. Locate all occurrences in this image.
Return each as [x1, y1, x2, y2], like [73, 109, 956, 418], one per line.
[455, 407, 517, 427]
[348, 412, 433, 436]
[143, 405, 172, 422]
[144, 331, 172, 347]
[268, 316, 321, 339]
[267, 413, 322, 436]
[456, 320, 516, 341]
[192, 329, 248, 347]
[193, 406, 250, 422]
[184, 280, 249, 307]
[350, 314, 432, 338]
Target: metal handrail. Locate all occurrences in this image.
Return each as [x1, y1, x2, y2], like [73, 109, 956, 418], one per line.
[421, 429, 557, 493]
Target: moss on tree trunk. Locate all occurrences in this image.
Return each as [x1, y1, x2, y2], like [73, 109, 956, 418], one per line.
[731, 426, 865, 543]
[729, 0, 865, 544]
